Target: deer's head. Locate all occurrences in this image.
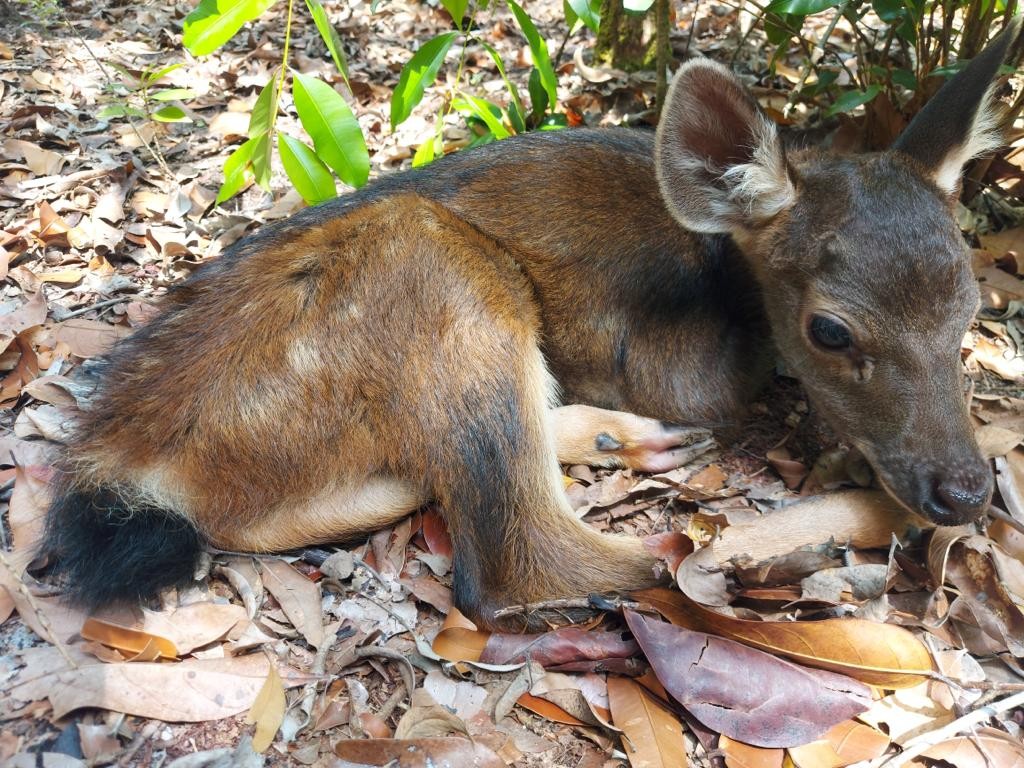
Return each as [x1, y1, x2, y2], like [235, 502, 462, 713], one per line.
[655, 21, 1022, 525]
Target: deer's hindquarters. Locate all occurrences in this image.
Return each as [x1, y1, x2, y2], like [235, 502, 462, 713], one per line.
[41, 194, 660, 622]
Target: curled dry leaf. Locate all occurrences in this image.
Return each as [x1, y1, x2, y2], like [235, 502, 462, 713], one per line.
[607, 676, 688, 768]
[80, 617, 178, 660]
[676, 544, 731, 607]
[634, 588, 932, 688]
[260, 559, 325, 648]
[395, 690, 469, 739]
[516, 692, 589, 726]
[333, 737, 504, 767]
[787, 719, 890, 768]
[624, 611, 872, 748]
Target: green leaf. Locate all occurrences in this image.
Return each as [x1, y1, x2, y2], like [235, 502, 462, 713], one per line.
[248, 76, 279, 188]
[528, 66, 548, 120]
[507, 0, 558, 110]
[412, 134, 437, 167]
[479, 41, 526, 133]
[538, 113, 568, 129]
[440, 0, 468, 27]
[566, 0, 600, 31]
[391, 31, 459, 129]
[767, 0, 837, 14]
[891, 68, 917, 90]
[278, 133, 336, 204]
[292, 71, 369, 188]
[623, 0, 653, 11]
[98, 103, 145, 119]
[871, 0, 904, 22]
[150, 88, 198, 101]
[765, 12, 798, 44]
[305, 0, 349, 82]
[452, 95, 511, 139]
[152, 105, 192, 122]
[826, 84, 881, 116]
[217, 138, 258, 203]
[144, 63, 184, 85]
[183, 0, 276, 56]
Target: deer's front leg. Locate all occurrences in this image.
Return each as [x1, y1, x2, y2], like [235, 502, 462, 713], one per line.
[551, 404, 715, 472]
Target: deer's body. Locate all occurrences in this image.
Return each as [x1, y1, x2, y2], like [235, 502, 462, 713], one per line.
[41, 24, 1019, 627]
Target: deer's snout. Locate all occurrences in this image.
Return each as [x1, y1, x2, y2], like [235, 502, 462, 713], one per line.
[922, 469, 992, 525]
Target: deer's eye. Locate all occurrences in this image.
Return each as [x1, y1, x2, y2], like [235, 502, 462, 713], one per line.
[809, 314, 853, 351]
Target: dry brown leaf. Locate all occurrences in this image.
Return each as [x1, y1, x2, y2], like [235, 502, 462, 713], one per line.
[909, 728, 1024, 767]
[516, 692, 588, 726]
[3, 645, 302, 720]
[246, 665, 286, 752]
[334, 737, 504, 767]
[260, 559, 325, 648]
[766, 447, 808, 490]
[140, 602, 248, 654]
[9, 463, 51, 554]
[634, 588, 932, 688]
[607, 676, 688, 768]
[431, 608, 489, 662]
[719, 737, 784, 768]
[787, 720, 890, 768]
[394, 690, 469, 739]
[53, 319, 131, 358]
[975, 423, 1022, 458]
[0, 290, 48, 348]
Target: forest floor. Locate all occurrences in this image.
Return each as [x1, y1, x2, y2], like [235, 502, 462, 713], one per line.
[2, 0, 1024, 766]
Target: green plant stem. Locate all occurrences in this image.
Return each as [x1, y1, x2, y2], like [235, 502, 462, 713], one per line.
[783, 0, 848, 117]
[272, 0, 297, 127]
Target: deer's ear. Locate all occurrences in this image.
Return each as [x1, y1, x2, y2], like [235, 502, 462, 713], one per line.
[655, 59, 794, 234]
[893, 17, 1022, 195]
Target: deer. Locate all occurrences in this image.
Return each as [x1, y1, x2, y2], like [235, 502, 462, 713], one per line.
[38, 19, 1019, 629]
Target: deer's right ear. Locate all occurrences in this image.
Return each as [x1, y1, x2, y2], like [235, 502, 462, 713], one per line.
[655, 59, 794, 234]
[893, 16, 1022, 196]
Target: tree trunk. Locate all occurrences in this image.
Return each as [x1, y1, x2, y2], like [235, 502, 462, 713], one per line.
[595, 1, 648, 71]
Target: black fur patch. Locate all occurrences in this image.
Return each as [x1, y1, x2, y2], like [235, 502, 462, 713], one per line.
[37, 481, 204, 609]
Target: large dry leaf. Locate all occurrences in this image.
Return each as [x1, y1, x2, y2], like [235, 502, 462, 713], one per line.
[52, 319, 131, 358]
[140, 602, 248, 653]
[260, 559, 325, 648]
[0, 289, 47, 349]
[711, 490, 928, 566]
[4, 646, 303, 720]
[607, 676, 688, 768]
[333, 737, 504, 767]
[787, 720, 890, 768]
[9, 463, 51, 554]
[634, 588, 932, 688]
[624, 611, 872, 748]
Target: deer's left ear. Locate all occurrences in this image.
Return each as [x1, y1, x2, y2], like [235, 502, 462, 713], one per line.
[893, 16, 1022, 195]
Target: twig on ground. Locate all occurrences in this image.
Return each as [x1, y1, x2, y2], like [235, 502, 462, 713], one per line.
[988, 504, 1024, 536]
[59, 296, 134, 321]
[870, 689, 1024, 767]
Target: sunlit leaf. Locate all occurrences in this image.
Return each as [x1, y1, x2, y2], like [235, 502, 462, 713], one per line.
[507, 0, 558, 109]
[278, 132, 336, 204]
[623, 0, 654, 10]
[452, 95, 511, 139]
[826, 84, 881, 115]
[292, 71, 369, 188]
[150, 88, 198, 101]
[479, 41, 526, 132]
[182, 0, 276, 56]
[305, 0, 349, 81]
[143, 63, 184, 85]
[566, 0, 600, 31]
[216, 137, 258, 203]
[767, 0, 836, 13]
[412, 134, 437, 167]
[391, 31, 459, 129]
[440, 0, 468, 27]
[152, 105, 191, 123]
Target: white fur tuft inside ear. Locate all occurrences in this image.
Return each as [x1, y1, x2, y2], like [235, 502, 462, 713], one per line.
[718, 114, 796, 221]
[933, 84, 1005, 194]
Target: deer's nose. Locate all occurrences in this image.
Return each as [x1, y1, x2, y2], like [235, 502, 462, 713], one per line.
[923, 474, 992, 525]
